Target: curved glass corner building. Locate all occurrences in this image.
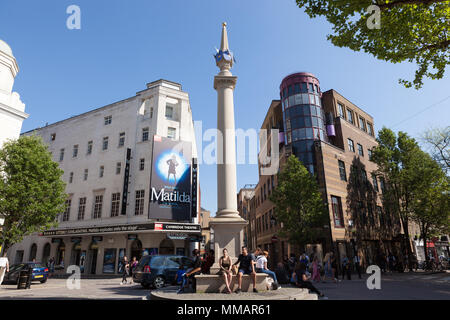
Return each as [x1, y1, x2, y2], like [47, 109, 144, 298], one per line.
[280, 72, 326, 174]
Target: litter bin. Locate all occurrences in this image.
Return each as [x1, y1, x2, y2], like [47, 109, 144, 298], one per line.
[17, 267, 32, 289]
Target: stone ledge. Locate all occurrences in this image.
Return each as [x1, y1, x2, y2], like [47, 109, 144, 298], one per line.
[149, 286, 317, 300]
[195, 273, 269, 293]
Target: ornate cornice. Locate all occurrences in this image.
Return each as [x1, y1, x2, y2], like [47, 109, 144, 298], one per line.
[214, 75, 237, 90]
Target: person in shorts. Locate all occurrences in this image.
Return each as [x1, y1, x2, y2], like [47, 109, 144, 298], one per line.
[233, 246, 257, 293]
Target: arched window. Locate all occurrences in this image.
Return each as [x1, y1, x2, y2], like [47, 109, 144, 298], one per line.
[29, 243, 37, 261]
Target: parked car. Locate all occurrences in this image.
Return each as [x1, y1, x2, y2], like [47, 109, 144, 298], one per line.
[2, 262, 49, 284]
[132, 255, 193, 289]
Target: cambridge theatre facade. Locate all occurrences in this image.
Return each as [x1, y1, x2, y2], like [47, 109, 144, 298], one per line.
[7, 79, 201, 275]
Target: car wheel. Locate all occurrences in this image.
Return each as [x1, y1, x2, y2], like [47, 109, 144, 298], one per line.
[153, 276, 165, 289]
[40, 278, 47, 284]
[141, 282, 151, 289]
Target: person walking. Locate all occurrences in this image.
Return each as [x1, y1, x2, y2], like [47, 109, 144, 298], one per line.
[353, 253, 362, 279]
[130, 257, 138, 284]
[120, 256, 129, 285]
[322, 252, 333, 283]
[341, 255, 351, 280]
[293, 263, 325, 298]
[311, 256, 321, 282]
[255, 251, 280, 290]
[218, 248, 233, 294]
[233, 246, 258, 293]
[287, 253, 296, 279]
[0, 255, 9, 286]
[330, 252, 338, 283]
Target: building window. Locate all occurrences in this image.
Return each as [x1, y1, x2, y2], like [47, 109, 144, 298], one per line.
[135, 190, 145, 215]
[357, 143, 364, 156]
[347, 109, 354, 124]
[331, 196, 344, 228]
[87, 141, 93, 155]
[62, 199, 71, 222]
[368, 123, 374, 136]
[379, 177, 386, 193]
[73, 145, 78, 158]
[111, 193, 121, 217]
[102, 137, 109, 150]
[368, 148, 373, 160]
[167, 127, 176, 139]
[84, 169, 88, 181]
[139, 158, 145, 171]
[104, 115, 112, 125]
[361, 169, 367, 183]
[150, 107, 153, 118]
[59, 149, 65, 162]
[118, 132, 125, 147]
[69, 172, 73, 183]
[116, 162, 121, 175]
[377, 206, 384, 225]
[165, 104, 174, 119]
[142, 128, 149, 142]
[338, 160, 347, 181]
[93, 195, 103, 219]
[337, 103, 345, 118]
[359, 116, 367, 132]
[99, 166, 104, 178]
[372, 174, 379, 192]
[347, 138, 355, 152]
[51, 133, 56, 141]
[77, 197, 86, 220]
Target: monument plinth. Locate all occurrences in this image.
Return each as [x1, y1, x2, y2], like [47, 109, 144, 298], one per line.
[209, 22, 247, 267]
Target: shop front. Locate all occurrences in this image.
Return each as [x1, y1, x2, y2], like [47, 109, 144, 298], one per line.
[41, 222, 201, 275]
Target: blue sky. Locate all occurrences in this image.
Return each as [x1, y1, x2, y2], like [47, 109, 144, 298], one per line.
[1, 0, 449, 216]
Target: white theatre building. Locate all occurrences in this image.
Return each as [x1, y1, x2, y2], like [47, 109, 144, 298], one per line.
[8, 79, 201, 275]
[0, 39, 28, 239]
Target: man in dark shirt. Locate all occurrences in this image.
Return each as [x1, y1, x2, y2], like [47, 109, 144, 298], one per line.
[233, 246, 257, 293]
[178, 249, 202, 293]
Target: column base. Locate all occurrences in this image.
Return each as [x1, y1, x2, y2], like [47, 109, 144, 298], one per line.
[209, 215, 248, 266]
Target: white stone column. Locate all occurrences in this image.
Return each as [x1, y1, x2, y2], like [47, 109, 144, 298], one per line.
[209, 23, 247, 267]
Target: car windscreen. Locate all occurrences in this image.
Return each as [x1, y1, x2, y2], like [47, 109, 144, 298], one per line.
[138, 256, 151, 267]
[9, 264, 25, 272]
[149, 256, 166, 268]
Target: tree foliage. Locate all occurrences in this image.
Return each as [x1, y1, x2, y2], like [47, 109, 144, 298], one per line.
[270, 155, 328, 249]
[422, 126, 450, 173]
[295, 0, 450, 89]
[371, 127, 449, 262]
[0, 136, 66, 256]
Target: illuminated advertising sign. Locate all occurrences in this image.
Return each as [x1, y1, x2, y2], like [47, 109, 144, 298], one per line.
[149, 136, 192, 221]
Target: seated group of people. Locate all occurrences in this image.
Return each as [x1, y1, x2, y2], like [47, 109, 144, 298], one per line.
[177, 247, 324, 298]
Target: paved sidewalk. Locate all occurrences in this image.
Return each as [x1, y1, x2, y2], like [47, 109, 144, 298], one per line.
[312, 271, 450, 300]
[0, 278, 148, 300]
[0, 272, 448, 300]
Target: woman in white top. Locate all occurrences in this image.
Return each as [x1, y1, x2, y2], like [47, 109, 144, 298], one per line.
[255, 251, 280, 290]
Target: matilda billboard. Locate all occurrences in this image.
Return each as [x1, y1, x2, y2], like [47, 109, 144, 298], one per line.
[149, 135, 192, 221]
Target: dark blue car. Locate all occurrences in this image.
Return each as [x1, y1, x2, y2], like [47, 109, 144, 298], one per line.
[2, 262, 49, 284]
[132, 255, 193, 289]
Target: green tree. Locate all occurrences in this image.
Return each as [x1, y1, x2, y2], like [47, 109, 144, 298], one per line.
[295, 0, 450, 89]
[408, 151, 450, 262]
[270, 155, 328, 250]
[371, 128, 422, 262]
[0, 136, 67, 257]
[422, 126, 450, 173]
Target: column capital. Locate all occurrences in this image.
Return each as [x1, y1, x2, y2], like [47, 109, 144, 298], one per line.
[214, 75, 237, 90]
